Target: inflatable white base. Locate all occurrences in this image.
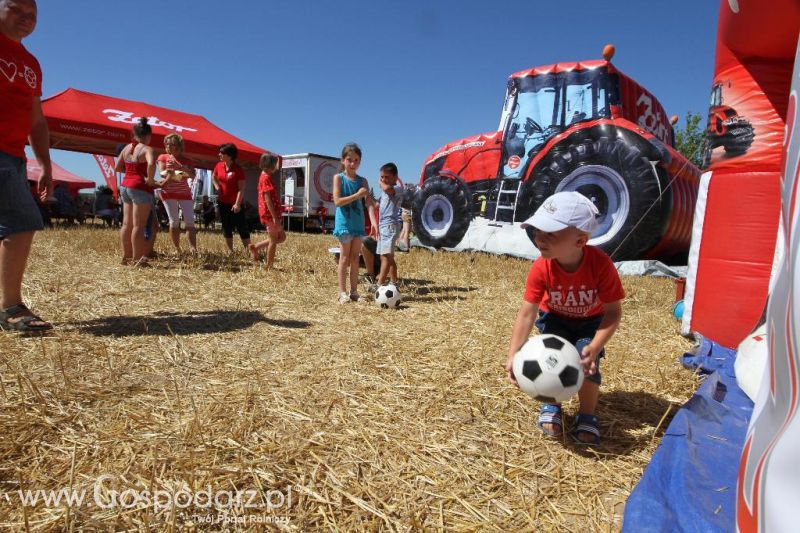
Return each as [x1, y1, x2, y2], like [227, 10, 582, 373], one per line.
[440, 219, 541, 260]
[414, 220, 689, 280]
[734, 323, 768, 402]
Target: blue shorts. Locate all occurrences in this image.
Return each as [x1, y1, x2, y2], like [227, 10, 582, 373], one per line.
[0, 151, 44, 239]
[535, 311, 604, 385]
[336, 233, 364, 245]
[377, 223, 399, 255]
[120, 186, 154, 205]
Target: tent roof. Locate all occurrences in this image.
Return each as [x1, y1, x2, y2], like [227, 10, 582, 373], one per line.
[27, 159, 96, 191]
[42, 88, 268, 169]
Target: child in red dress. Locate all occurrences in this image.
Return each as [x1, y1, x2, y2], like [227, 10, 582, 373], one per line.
[249, 153, 286, 269]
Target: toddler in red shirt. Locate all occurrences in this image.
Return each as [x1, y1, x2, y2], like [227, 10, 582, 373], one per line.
[505, 191, 624, 445]
[249, 153, 286, 269]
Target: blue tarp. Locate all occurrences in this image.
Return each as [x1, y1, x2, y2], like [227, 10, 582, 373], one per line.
[623, 339, 754, 532]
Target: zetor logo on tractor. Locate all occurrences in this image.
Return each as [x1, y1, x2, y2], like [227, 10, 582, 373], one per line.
[412, 52, 700, 262]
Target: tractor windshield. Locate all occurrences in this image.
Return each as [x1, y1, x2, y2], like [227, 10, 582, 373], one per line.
[501, 68, 610, 178]
[710, 84, 723, 107]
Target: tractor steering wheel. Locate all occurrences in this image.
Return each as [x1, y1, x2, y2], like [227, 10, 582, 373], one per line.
[524, 118, 543, 136]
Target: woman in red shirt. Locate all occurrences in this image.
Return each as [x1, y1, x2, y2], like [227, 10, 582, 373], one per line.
[157, 133, 197, 254]
[114, 117, 156, 265]
[211, 143, 250, 253]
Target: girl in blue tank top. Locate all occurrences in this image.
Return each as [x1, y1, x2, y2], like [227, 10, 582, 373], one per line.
[333, 172, 366, 238]
[333, 143, 377, 304]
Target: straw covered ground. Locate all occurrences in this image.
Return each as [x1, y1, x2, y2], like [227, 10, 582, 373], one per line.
[0, 224, 698, 532]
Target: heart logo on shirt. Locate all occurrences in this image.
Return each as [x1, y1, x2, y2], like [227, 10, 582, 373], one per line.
[0, 59, 18, 83]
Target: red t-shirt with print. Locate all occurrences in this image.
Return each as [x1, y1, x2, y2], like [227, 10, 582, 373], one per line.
[213, 161, 245, 205]
[257, 171, 280, 225]
[157, 153, 193, 200]
[0, 34, 43, 158]
[523, 246, 625, 319]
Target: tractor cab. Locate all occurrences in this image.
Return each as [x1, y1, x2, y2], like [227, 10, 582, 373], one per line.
[709, 83, 724, 108]
[499, 67, 612, 180]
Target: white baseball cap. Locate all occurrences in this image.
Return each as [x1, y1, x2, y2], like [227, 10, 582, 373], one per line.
[521, 191, 599, 234]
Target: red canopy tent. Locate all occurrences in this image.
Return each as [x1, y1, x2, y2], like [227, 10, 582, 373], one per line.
[41, 88, 268, 169]
[26, 159, 95, 196]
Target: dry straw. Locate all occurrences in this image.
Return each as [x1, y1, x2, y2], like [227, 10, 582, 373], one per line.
[0, 224, 697, 531]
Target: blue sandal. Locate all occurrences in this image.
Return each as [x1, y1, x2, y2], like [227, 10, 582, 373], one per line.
[572, 414, 601, 446]
[537, 403, 563, 437]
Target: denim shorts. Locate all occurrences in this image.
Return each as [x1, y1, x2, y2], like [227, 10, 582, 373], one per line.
[377, 223, 399, 255]
[336, 233, 364, 245]
[119, 186, 154, 205]
[0, 151, 44, 239]
[535, 311, 604, 385]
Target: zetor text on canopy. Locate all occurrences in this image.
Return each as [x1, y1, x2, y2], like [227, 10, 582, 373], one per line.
[412, 45, 700, 262]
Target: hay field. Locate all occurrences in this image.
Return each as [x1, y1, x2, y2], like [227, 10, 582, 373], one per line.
[0, 224, 697, 532]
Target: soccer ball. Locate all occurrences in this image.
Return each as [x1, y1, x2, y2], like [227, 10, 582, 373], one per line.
[375, 283, 402, 309]
[512, 334, 584, 403]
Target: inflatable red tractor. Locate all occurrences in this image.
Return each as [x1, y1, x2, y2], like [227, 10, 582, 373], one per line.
[702, 81, 755, 166]
[412, 56, 700, 262]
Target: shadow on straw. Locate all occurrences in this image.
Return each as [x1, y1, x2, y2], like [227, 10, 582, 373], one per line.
[71, 310, 310, 337]
[565, 390, 678, 458]
[398, 278, 434, 287]
[412, 285, 477, 296]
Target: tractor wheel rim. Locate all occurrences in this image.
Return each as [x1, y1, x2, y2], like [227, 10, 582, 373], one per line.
[421, 194, 453, 237]
[555, 165, 630, 246]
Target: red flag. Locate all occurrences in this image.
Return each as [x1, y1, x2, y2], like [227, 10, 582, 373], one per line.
[92, 154, 118, 198]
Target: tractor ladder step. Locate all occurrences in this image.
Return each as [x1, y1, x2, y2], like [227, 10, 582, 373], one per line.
[492, 178, 523, 224]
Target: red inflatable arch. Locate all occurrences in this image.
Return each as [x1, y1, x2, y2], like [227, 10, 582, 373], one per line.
[683, 0, 799, 349]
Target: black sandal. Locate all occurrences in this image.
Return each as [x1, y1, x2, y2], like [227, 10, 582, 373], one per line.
[0, 303, 53, 333]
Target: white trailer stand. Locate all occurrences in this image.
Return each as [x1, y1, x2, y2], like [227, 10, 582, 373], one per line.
[280, 153, 339, 231]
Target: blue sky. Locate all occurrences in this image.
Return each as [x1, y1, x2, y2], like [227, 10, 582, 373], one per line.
[27, 0, 719, 189]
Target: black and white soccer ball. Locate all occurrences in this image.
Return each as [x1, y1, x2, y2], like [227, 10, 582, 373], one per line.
[375, 283, 402, 309]
[512, 334, 584, 403]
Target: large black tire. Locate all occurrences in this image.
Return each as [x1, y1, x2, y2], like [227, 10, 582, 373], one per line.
[518, 131, 670, 261]
[723, 121, 755, 155]
[412, 176, 472, 248]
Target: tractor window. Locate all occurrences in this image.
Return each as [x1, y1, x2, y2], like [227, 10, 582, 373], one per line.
[501, 89, 558, 178]
[710, 85, 723, 107]
[565, 81, 605, 125]
[501, 68, 610, 178]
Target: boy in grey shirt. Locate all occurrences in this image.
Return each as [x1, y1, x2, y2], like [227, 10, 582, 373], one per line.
[377, 163, 403, 286]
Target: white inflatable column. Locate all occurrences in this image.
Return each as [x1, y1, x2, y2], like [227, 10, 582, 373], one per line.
[737, 37, 800, 533]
